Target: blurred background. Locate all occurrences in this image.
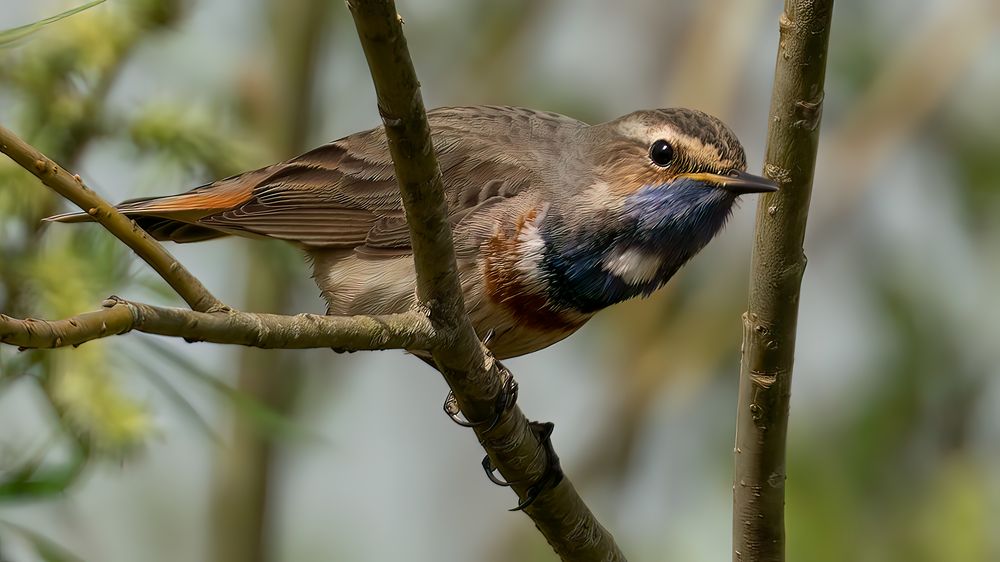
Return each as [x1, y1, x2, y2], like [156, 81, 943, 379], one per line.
[0, 0, 998, 560]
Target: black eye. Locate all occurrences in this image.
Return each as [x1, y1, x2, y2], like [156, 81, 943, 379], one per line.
[649, 139, 674, 167]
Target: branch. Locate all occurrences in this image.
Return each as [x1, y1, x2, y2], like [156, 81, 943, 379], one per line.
[0, 299, 435, 351]
[0, 3, 623, 557]
[346, 1, 624, 560]
[733, 2, 834, 561]
[0, 124, 223, 313]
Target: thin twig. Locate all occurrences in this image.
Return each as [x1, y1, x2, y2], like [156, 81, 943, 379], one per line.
[0, 300, 435, 351]
[0, 2, 625, 558]
[733, 2, 834, 561]
[0, 124, 223, 313]
[346, 1, 624, 560]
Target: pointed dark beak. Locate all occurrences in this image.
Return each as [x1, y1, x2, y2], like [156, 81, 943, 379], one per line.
[714, 170, 780, 194]
[681, 170, 780, 194]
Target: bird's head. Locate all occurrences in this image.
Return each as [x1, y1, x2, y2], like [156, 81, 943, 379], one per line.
[583, 107, 777, 207]
[541, 108, 777, 312]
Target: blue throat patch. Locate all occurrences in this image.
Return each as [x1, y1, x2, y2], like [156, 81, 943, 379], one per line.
[540, 179, 736, 313]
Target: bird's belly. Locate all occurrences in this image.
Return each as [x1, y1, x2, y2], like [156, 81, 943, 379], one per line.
[310, 251, 590, 360]
[474, 315, 585, 359]
[467, 264, 592, 359]
[312, 251, 420, 315]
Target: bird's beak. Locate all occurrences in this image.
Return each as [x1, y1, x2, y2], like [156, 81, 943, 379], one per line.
[682, 170, 779, 195]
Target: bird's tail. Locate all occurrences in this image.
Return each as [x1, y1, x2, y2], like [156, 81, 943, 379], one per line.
[45, 194, 231, 243]
[44, 173, 261, 243]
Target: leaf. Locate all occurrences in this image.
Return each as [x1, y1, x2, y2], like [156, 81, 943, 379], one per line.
[134, 336, 320, 443]
[0, 0, 107, 48]
[124, 355, 222, 445]
[44, 344, 152, 453]
[0, 520, 86, 562]
[0, 438, 90, 500]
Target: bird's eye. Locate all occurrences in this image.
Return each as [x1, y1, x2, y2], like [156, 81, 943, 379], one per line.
[649, 139, 674, 167]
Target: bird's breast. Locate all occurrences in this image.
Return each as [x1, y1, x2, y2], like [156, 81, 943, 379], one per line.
[479, 204, 591, 339]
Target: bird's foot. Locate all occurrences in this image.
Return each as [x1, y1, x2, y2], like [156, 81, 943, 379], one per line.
[442, 363, 518, 432]
[482, 421, 563, 511]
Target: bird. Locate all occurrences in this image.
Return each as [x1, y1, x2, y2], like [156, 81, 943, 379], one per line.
[49, 105, 777, 360]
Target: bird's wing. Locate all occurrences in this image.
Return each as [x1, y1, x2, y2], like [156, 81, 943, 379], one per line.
[47, 106, 577, 251]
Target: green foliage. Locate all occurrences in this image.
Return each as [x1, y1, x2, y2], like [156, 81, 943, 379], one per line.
[128, 103, 264, 178]
[0, 520, 86, 562]
[134, 337, 317, 443]
[45, 346, 153, 454]
[0, 0, 106, 48]
[2, 1, 998, 560]
[0, 1, 301, 539]
[0, 435, 90, 499]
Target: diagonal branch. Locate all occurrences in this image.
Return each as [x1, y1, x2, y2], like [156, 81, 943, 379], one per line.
[0, 124, 223, 313]
[0, 299, 435, 351]
[1, 2, 625, 558]
[733, 1, 834, 561]
[346, 2, 624, 560]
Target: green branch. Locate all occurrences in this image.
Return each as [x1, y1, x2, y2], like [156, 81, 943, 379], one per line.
[0, 0, 106, 47]
[733, 1, 835, 561]
[0, 124, 223, 313]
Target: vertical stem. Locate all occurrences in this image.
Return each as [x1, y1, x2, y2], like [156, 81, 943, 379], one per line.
[733, 1, 834, 561]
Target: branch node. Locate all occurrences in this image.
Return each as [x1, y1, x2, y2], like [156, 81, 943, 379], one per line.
[749, 370, 779, 389]
[0, 123, 225, 312]
[734, 2, 833, 557]
[763, 164, 792, 185]
[778, 12, 793, 30]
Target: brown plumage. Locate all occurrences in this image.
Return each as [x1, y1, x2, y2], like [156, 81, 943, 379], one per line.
[49, 105, 776, 358]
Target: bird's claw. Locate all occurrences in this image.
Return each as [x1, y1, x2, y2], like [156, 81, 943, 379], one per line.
[441, 362, 561, 510]
[481, 420, 563, 511]
[443, 391, 476, 427]
[442, 364, 518, 432]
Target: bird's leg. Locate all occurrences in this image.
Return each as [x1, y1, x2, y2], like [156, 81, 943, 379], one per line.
[430, 332, 560, 510]
[481, 420, 564, 511]
[441, 328, 519, 431]
[442, 360, 518, 432]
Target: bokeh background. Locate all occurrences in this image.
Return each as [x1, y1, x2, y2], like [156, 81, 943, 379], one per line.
[1, 0, 999, 560]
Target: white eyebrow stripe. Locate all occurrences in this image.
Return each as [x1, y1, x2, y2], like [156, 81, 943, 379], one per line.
[617, 121, 732, 170]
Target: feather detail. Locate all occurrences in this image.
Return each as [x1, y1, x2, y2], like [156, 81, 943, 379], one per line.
[48, 106, 568, 248]
[46, 104, 753, 359]
[482, 205, 589, 333]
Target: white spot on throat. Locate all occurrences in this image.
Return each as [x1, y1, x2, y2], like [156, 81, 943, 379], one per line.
[603, 247, 664, 285]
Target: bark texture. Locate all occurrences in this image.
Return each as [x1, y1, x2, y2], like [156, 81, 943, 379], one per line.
[0, 2, 626, 559]
[733, 2, 835, 561]
[346, 2, 624, 559]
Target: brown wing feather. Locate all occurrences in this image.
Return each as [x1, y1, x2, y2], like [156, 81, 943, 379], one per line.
[196, 141, 400, 247]
[47, 106, 584, 249]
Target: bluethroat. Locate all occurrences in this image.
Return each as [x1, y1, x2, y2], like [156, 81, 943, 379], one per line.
[50, 105, 777, 359]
